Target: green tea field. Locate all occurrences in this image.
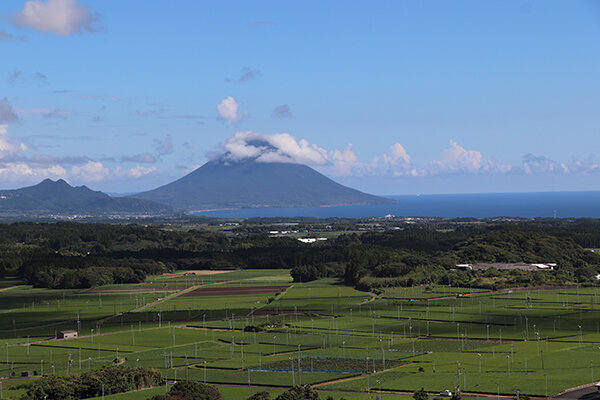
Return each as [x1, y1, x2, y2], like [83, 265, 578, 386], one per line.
[1, 270, 600, 400]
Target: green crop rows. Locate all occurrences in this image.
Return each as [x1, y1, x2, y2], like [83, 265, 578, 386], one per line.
[2, 269, 600, 399]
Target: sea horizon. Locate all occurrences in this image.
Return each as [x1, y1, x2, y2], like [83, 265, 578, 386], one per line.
[193, 190, 600, 219]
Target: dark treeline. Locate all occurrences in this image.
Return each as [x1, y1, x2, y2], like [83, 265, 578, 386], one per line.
[19, 366, 162, 400]
[1, 220, 600, 289]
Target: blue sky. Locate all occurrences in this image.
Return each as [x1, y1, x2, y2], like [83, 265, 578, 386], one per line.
[0, 0, 599, 194]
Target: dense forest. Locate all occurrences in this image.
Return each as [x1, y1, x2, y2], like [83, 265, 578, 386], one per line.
[1, 219, 600, 289]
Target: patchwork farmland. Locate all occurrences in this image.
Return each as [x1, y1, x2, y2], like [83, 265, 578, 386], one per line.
[1, 269, 600, 400]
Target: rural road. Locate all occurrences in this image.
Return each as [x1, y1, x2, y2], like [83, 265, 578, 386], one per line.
[553, 385, 600, 400]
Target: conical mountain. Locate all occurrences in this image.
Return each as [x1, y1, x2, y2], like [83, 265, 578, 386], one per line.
[130, 159, 395, 210]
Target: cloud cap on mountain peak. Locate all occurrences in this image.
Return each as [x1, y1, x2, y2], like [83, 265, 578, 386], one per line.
[217, 131, 328, 166]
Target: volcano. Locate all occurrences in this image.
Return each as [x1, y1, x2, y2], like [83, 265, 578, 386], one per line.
[130, 159, 395, 210]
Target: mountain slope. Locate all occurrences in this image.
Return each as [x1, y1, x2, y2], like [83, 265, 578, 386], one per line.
[0, 179, 175, 215]
[130, 160, 396, 210]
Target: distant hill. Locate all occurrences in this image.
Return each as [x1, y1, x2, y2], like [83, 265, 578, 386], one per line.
[130, 159, 396, 210]
[0, 179, 175, 216]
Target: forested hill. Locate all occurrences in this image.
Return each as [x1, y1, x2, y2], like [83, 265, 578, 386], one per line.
[0, 179, 175, 216]
[1, 220, 600, 289]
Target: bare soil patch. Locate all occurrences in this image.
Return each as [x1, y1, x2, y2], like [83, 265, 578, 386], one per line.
[181, 285, 289, 297]
[162, 270, 231, 277]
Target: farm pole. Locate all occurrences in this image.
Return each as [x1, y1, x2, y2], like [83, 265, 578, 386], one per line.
[457, 362, 461, 393]
[366, 347, 369, 373]
[541, 350, 544, 370]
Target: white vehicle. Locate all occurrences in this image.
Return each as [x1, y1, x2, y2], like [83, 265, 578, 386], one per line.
[439, 390, 453, 397]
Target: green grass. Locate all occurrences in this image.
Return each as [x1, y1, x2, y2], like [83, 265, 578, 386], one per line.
[3, 272, 600, 399]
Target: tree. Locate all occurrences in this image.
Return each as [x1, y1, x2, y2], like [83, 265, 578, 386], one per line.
[247, 392, 272, 400]
[413, 388, 429, 400]
[168, 381, 223, 400]
[275, 385, 320, 400]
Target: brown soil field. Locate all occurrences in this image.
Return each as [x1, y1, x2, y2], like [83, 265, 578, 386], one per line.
[160, 270, 231, 277]
[181, 285, 289, 297]
[85, 287, 193, 293]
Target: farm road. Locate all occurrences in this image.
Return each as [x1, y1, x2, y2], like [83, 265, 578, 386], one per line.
[553, 385, 600, 400]
[132, 284, 202, 312]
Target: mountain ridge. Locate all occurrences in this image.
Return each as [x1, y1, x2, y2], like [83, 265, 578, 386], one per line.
[0, 179, 175, 216]
[130, 159, 396, 210]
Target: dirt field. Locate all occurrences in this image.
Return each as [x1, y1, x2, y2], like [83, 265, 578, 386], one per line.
[161, 270, 232, 277]
[86, 286, 193, 293]
[180, 285, 289, 297]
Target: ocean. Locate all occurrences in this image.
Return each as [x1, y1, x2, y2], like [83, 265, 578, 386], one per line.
[193, 191, 600, 219]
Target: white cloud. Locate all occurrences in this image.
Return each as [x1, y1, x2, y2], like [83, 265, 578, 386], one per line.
[521, 154, 599, 175]
[522, 153, 559, 174]
[389, 143, 411, 164]
[0, 124, 25, 157]
[329, 145, 358, 176]
[0, 163, 66, 183]
[370, 143, 418, 177]
[429, 140, 482, 174]
[122, 165, 158, 179]
[327, 143, 417, 177]
[219, 131, 328, 165]
[0, 125, 164, 187]
[13, 0, 100, 36]
[70, 161, 109, 182]
[217, 96, 244, 124]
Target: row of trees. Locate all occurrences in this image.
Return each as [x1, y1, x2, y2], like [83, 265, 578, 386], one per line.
[2, 221, 600, 288]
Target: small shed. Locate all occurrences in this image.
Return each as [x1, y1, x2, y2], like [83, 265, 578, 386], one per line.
[57, 330, 78, 340]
